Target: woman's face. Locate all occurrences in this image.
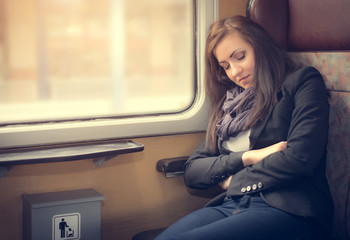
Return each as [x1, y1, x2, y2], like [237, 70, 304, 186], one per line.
[214, 31, 255, 89]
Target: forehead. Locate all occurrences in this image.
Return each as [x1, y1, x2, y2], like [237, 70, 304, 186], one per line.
[214, 31, 250, 62]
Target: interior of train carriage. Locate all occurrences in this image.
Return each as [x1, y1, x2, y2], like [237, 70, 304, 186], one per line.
[0, 0, 244, 239]
[0, 0, 350, 239]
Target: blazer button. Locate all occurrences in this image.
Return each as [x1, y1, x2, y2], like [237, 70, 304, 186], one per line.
[241, 187, 247, 193]
[252, 184, 257, 190]
[246, 186, 252, 192]
[258, 182, 263, 189]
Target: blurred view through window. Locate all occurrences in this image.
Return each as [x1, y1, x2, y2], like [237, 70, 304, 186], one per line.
[0, 0, 194, 124]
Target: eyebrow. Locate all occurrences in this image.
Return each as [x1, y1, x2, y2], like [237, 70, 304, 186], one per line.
[218, 48, 242, 64]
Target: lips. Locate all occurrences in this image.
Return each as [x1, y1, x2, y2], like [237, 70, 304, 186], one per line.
[238, 75, 249, 82]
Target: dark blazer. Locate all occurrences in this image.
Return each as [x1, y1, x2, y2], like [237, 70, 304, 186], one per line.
[184, 66, 333, 230]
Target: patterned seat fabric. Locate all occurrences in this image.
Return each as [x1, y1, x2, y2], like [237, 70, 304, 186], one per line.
[294, 52, 350, 240]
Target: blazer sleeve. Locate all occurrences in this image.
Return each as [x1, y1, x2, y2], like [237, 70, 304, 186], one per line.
[227, 67, 330, 196]
[184, 140, 245, 189]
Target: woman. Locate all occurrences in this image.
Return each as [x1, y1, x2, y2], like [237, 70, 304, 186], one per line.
[155, 16, 332, 240]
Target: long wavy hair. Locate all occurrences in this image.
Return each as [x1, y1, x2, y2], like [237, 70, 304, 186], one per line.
[205, 16, 298, 154]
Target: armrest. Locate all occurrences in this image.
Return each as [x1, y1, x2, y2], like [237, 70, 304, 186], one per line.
[156, 156, 188, 178]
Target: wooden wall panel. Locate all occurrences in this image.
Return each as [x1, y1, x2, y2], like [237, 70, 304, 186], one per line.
[219, 0, 248, 18]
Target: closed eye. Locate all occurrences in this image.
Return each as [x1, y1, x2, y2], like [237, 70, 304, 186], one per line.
[218, 50, 246, 70]
[234, 51, 245, 60]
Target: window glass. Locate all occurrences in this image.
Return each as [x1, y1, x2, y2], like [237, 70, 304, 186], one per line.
[0, 0, 194, 124]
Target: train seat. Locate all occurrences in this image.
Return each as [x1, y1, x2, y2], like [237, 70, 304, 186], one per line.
[247, 0, 350, 239]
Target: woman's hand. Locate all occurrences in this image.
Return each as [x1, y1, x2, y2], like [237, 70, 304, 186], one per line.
[219, 175, 232, 190]
[242, 141, 287, 167]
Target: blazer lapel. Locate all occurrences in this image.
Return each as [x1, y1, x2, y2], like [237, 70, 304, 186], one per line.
[249, 90, 284, 149]
[249, 109, 273, 149]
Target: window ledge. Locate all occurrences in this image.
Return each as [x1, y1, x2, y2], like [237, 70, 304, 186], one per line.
[0, 140, 144, 177]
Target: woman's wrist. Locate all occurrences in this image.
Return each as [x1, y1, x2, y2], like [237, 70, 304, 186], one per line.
[242, 150, 253, 167]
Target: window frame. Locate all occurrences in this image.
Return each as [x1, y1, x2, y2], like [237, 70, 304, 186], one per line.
[0, 0, 218, 149]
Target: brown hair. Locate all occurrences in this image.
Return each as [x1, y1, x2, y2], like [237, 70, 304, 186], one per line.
[205, 16, 297, 153]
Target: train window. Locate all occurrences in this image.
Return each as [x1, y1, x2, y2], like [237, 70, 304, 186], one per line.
[0, 0, 194, 123]
[0, 0, 218, 148]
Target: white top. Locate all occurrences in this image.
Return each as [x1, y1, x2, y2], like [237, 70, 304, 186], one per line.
[222, 129, 251, 152]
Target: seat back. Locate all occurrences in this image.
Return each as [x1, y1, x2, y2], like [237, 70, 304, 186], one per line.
[247, 0, 350, 239]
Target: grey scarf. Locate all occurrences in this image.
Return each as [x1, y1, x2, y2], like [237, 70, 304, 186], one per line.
[216, 87, 255, 141]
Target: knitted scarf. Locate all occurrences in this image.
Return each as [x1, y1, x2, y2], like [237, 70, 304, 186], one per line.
[216, 87, 255, 141]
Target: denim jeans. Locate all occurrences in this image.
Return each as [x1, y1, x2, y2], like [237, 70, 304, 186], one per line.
[155, 195, 318, 240]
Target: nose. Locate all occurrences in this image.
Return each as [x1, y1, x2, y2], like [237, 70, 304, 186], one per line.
[228, 63, 243, 79]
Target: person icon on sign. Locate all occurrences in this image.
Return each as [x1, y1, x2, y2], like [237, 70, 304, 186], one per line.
[59, 218, 69, 238]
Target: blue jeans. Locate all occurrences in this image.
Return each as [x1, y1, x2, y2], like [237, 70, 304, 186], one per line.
[155, 195, 318, 240]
